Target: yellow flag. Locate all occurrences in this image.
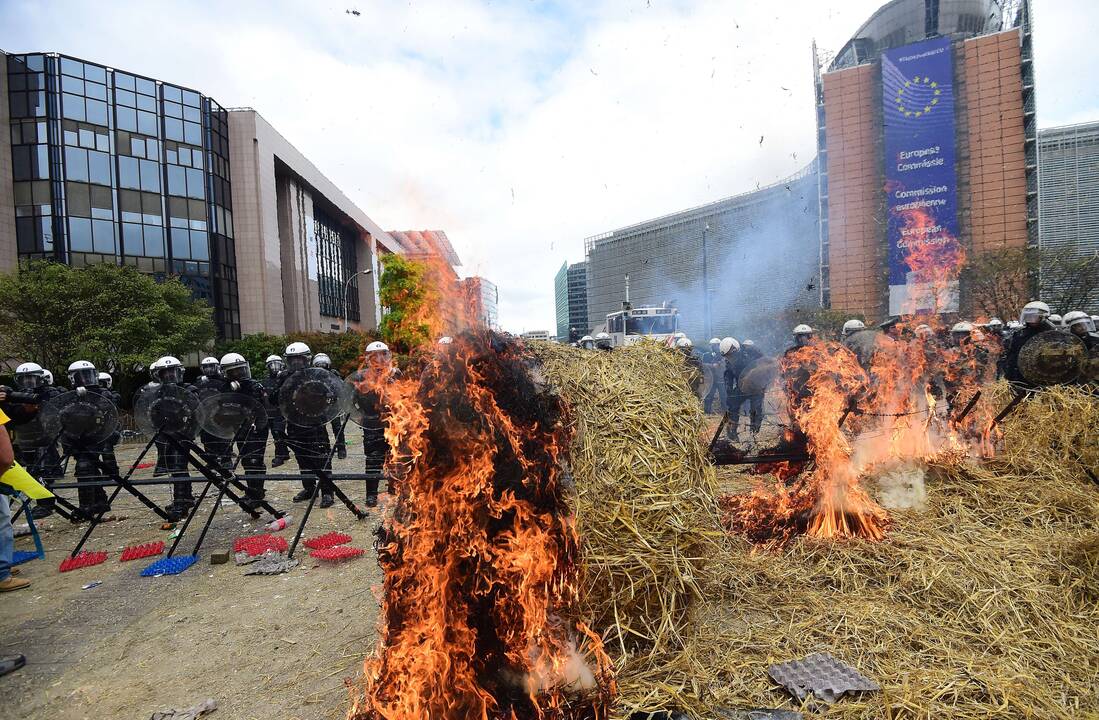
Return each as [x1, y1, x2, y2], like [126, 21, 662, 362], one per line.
[1, 462, 54, 500]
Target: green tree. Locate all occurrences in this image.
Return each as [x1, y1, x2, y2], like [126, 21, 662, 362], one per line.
[0, 260, 215, 375]
[378, 254, 433, 353]
[216, 330, 380, 379]
[1040, 251, 1099, 315]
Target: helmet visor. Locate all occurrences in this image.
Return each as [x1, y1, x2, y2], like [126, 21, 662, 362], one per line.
[16, 373, 43, 389]
[225, 364, 251, 381]
[286, 355, 310, 370]
[267, 360, 285, 373]
[201, 363, 219, 377]
[70, 368, 98, 387]
[1020, 307, 1047, 325]
[158, 366, 184, 384]
[794, 334, 812, 347]
[1069, 317, 1096, 334]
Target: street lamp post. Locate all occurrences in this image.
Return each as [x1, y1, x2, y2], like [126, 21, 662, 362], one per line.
[343, 268, 373, 332]
[701, 222, 712, 340]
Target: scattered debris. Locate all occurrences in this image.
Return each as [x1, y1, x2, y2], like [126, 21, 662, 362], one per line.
[81, 581, 102, 590]
[768, 651, 879, 704]
[149, 697, 217, 720]
[242, 554, 298, 576]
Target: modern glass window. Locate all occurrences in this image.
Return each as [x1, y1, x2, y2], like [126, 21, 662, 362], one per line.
[5, 52, 242, 338]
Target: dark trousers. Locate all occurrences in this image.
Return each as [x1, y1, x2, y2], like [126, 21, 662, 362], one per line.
[200, 430, 231, 468]
[288, 425, 332, 494]
[704, 371, 727, 413]
[236, 425, 269, 498]
[68, 448, 110, 511]
[156, 437, 192, 504]
[331, 418, 347, 456]
[269, 415, 291, 460]
[726, 392, 764, 438]
[363, 430, 387, 497]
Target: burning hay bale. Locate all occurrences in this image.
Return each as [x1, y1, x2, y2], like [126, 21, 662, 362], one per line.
[533, 342, 724, 714]
[349, 332, 615, 720]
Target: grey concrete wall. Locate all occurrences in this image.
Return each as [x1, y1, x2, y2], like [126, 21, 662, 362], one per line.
[229, 108, 394, 336]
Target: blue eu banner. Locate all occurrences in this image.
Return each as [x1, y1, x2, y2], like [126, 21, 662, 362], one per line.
[882, 36, 960, 315]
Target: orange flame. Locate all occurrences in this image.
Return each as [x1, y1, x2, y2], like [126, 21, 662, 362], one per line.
[349, 258, 613, 719]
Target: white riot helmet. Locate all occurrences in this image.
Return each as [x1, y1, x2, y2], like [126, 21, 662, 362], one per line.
[708, 337, 720, 347]
[220, 352, 251, 381]
[67, 360, 97, 388]
[742, 339, 754, 347]
[673, 331, 687, 340]
[265, 354, 285, 374]
[594, 332, 612, 350]
[200, 356, 220, 378]
[437, 336, 453, 345]
[284, 341, 312, 370]
[915, 324, 934, 339]
[97, 372, 112, 389]
[366, 340, 391, 367]
[1006, 320, 1023, 331]
[1048, 313, 1062, 327]
[792, 324, 814, 347]
[951, 321, 974, 334]
[986, 317, 1003, 330]
[842, 319, 866, 337]
[152, 356, 184, 384]
[719, 337, 740, 356]
[579, 335, 595, 350]
[675, 337, 693, 349]
[42, 369, 54, 386]
[1062, 310, 1095, 335]
[14, 362, 45, 390]
[312, 353, 332, 369]
[1020, 301, 1050, 326]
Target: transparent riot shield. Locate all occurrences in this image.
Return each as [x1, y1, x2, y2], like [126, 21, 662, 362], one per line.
[1018, 330, 1086, 386]
[198, 392, 268, 440]
[41, 389, 118, 447]
[279, 368, 346, 427]
[134, 383, 204, 438]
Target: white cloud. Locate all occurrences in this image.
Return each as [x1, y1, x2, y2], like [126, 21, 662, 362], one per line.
[2, 0, 1094, 333]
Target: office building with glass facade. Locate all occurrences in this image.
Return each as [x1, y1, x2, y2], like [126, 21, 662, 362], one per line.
[1038, 120, 1099, 309]
[1, 50, 240, 337]
[554, 261, 588, 342]
[0, 50, 399, 340]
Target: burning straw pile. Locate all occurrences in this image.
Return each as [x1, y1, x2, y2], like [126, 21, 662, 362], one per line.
[533, 342, 725, 715]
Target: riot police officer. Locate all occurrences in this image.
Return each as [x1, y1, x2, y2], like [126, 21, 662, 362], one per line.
[218, 353, 271, 510]
[313, 353, 347, 460]
[147, 355, 200, 519]
[347, 341, 395, 507]
[274, 342, 335, 508]
[262, 355, 291, 467]
[1001, 301, 1056, 392]
[95, 371, 123, 484]
[195, 356, 230, 468]
[1, 363, 62, 518]
[63, 360, 114, 519]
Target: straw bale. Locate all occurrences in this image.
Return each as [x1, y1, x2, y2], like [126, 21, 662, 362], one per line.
[535, 344, 1099, 718]
[533, 342, 725, 714]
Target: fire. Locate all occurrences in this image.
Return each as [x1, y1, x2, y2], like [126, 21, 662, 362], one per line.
[723, 341, 889, 543]
[721, 201, 1001, 545]
[349, 253, 613, 719]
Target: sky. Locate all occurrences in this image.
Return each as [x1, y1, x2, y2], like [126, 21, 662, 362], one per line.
[2, 0, 1095, 333]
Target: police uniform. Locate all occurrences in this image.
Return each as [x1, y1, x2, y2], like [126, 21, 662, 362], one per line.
[273, 368, 334, 501]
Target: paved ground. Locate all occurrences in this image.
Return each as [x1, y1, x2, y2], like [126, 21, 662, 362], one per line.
[1, 437, 384, 720]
